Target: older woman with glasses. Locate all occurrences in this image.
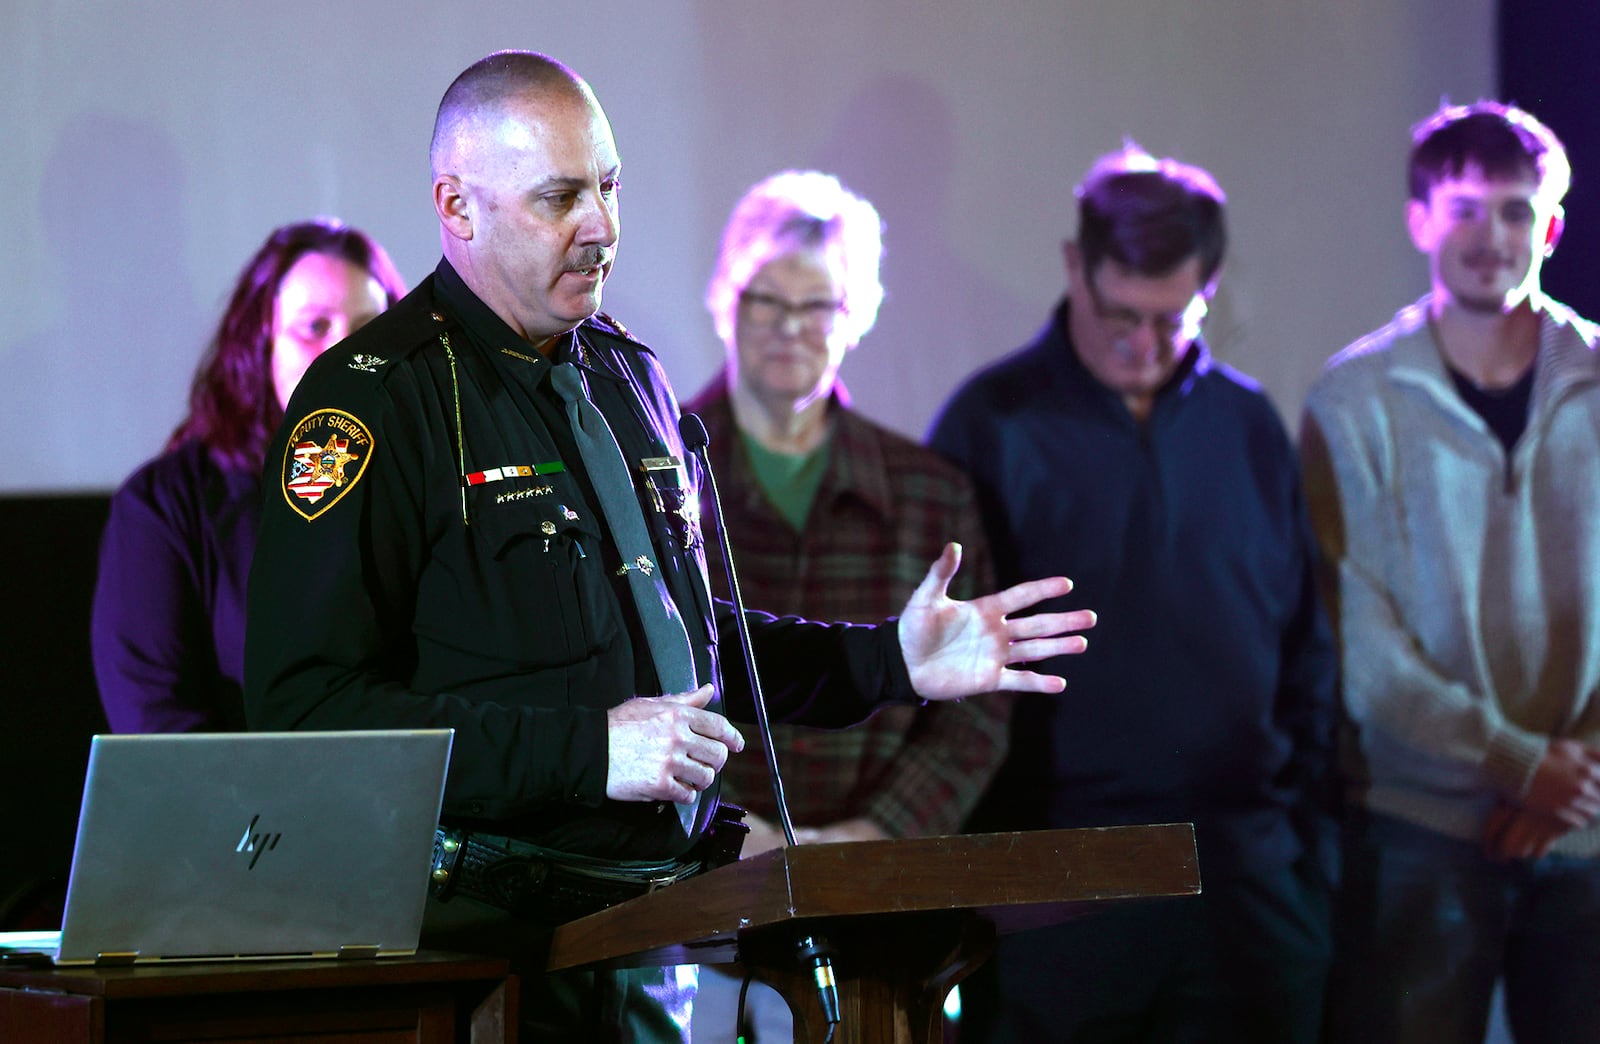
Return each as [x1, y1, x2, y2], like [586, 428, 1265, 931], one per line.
[684, 170, 1010, 1042]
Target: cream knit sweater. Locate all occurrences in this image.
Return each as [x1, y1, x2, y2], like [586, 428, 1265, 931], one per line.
[1302, 295, 1600, 855]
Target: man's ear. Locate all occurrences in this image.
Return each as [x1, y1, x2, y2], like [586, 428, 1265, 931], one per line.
[1405, 198, 1432, 253]
[434, 175, 473, 242]
[1544, 203, 1565, 257]
[1063, 239, 1083, 285]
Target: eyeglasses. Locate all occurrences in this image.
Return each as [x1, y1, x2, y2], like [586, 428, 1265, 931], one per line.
[739, 290, 848, 333]
[1085, 277, 1209, 343]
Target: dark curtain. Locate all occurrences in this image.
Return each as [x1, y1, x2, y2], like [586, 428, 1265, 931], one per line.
[1500, 2, 1600, 321]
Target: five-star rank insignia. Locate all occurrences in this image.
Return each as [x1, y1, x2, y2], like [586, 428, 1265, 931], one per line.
[281, 409, 374, 520]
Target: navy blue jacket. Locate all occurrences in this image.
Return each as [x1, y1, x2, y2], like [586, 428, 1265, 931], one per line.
[929, 301, 1337, 879]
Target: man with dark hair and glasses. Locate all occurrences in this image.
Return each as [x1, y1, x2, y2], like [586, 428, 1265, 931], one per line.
[931, 146, 1337, 1042]
[1303, 100, 1600, 1044]
[684, 170, 1010, 1041]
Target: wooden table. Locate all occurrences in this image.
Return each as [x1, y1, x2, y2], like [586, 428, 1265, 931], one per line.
[0, 949, 515, 1042]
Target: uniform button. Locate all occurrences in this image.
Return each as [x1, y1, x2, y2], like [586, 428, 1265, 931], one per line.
[468, 801, 485, 814]
[430, 311, 446, 323]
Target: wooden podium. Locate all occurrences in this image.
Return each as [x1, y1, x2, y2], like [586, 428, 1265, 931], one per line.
[547, 824, 1199, 1044]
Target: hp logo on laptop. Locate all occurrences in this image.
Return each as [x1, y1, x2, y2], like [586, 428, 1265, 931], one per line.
[236, 814, 282, 870]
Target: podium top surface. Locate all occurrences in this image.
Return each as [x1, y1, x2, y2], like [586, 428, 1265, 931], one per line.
[548, 823, 1199, 971]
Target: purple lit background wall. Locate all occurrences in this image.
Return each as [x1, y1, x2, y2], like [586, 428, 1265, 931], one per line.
[3, 1, 1496, 494]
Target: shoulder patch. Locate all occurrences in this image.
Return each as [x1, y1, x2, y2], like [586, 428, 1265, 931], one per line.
[280, 409, 374, 520]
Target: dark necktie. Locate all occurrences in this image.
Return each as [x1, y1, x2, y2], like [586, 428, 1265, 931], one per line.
[550, 362, 702, 832]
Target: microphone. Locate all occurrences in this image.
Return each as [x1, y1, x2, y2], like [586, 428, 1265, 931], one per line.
[679, 412, 842, 1037]
[678, 412, 796, 847]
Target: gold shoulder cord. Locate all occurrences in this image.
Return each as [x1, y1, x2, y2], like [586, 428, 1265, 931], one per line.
[440, 332, 469, 525]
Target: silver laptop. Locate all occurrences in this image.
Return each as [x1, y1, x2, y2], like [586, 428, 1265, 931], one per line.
[0, 729, 452, 966]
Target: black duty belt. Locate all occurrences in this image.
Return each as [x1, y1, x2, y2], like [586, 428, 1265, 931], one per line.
[429, 803, 747, 925]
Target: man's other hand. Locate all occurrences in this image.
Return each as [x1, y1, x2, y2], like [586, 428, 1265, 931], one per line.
[792, 817, 890, 845]
[739, 812, 787, 858]
[1521, 738, 1600, 830]
[1484, 802, 1569, 861]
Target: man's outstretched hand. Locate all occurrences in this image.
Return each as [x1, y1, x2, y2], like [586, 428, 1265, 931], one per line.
[899, 542, 1096, 699]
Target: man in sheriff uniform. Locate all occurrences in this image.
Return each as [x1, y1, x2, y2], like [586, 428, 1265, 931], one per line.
[244, 50, 1096, 1041]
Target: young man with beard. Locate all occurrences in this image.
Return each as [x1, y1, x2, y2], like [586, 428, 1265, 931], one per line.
[1302, 101, 1600, 1043]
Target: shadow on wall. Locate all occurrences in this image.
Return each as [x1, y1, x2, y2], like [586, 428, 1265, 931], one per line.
[809, 74, 1032, 440]
[0, 495, 110, 928]
[0, 112, 204, 493]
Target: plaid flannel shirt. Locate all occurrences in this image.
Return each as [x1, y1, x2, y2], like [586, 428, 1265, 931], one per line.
[684, 377, 1011, 838]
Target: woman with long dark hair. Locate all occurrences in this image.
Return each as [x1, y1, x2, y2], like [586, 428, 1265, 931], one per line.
[91, 219, 405, 732]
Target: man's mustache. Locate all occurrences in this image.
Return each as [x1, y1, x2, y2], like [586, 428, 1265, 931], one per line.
[569, 248, 613, 272]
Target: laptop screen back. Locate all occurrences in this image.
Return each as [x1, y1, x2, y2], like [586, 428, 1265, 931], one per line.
[50, 729, 452, 965]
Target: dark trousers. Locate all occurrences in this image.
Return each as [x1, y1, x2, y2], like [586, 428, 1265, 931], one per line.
[1329, 810, 1600, 1044]
[959, 858, 1330, 1044]
[421, 892, 691, 1042]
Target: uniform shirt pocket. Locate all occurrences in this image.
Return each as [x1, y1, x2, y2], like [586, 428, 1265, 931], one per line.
[417, 490, 620, 671]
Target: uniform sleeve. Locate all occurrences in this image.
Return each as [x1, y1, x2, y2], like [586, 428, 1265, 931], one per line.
[860, 494, 1013, 838]
[244, 362, 612, 821]
[91, 467, 236, 732]
[721, 606, 920, 728]
[1300, 387, 1547, 798]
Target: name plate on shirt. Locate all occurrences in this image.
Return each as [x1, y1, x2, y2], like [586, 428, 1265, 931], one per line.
[638, 455, 700, 550]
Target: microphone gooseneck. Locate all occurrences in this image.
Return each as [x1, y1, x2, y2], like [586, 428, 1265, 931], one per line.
[679, 412, 842, 1037]
[678, 412, 796, 847]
